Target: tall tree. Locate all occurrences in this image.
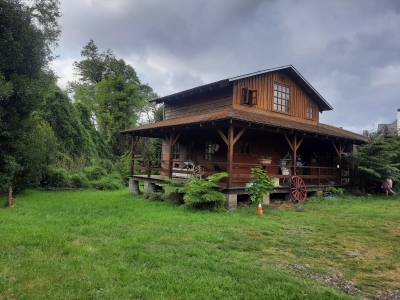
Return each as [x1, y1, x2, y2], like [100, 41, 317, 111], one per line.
[0, 0, 61, 190]
[69, 40, 153, 156]
[344, 132, 400, 193]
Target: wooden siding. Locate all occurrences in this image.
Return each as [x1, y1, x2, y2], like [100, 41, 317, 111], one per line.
[232, 71, 320, 124]
[164, 89, 233, 120]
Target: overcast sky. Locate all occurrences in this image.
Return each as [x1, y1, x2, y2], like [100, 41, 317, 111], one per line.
[52, 0, 400, 134]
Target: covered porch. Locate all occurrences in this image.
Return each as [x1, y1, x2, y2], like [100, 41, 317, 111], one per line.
[121, 108, 365, 209]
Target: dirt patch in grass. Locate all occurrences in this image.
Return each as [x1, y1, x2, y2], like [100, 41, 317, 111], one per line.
[284, 263, 400, 300]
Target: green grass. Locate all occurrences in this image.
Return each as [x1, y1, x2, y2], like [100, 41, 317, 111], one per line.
[1, 191, 399, 299]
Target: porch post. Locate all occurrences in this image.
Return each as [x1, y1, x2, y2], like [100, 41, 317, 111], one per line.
[130, 135, 140, 176]
[168, 132, 174, 178]
[293, 135, 297, 175]
[227, 125, 234, 189]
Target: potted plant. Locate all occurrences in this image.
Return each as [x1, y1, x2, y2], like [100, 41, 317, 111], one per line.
[258, 156, 272, 165]
[245, 167, 277, 214]
[278, 159, 287, 166]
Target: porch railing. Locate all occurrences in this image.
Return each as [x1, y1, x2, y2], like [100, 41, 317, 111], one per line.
[131, 159, 350, 187]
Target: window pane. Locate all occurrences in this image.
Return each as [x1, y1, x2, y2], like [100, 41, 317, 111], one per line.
[286, 87, 289, 93]
[286, 106, 289, 113]
[278, 85, 281, 91]
[274, 97, 277, 104]
[273, 104, 277, 110]
[274, 83, 277, 90]
[278, 92, 281, 98]
[274, 90, 277, 97]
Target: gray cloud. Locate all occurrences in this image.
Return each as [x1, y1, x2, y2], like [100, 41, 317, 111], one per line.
[54, 0, 400, 134]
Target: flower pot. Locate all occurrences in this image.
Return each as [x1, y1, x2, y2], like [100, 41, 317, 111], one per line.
[259, 159, 272, 165]
[278, 160, 287, 166]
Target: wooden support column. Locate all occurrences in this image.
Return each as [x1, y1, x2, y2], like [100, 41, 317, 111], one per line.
[227, 125, 234, 189]
[332, 141, 346, 166]
[216, 125, 246, 189]
[283, 134, 304, 175]
[130, 135, 140, 176]
[165, 131, 182, 178]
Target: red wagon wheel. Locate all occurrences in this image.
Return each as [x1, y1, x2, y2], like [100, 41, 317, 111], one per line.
[290, 176, 307, 202]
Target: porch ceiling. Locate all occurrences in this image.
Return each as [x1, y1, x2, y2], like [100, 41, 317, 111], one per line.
[121, 108, 367, 144]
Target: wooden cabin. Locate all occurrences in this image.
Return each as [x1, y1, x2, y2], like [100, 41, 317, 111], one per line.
[121, 65, 366, 209]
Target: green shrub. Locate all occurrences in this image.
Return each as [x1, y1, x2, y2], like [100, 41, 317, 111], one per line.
[69, 173, 91, 188]
[83, 166, 107, 181]
[41, 168, 70, 187]
[159, 177, 185, 204]
[245, 167, 276, 203]
[91, 172, 125, 190]
[182, 172, 228, 210]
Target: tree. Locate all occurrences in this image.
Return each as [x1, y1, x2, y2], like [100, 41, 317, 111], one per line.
[344, 132, 400, 193]
[0, 0, 61, 191]
[69, 41, 153, 156]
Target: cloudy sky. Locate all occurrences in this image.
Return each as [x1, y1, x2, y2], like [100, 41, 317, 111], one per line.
[52, 0, 400, 134]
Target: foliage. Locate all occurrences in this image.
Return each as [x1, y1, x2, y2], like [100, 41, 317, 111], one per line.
[90, 172, 125, 190]
[344, 132, 400, 193]
[14, 120, 58, 189]
[69, 172, 90, 188]
[182, 172, 228, 210]
[159, 177, 186, 204]
[69, 40, 156, 156]
[41, 167, 70, 188]
[245, 167, 276, 203]
[323, 186, 345, 198]
[0, 0, 61, 191]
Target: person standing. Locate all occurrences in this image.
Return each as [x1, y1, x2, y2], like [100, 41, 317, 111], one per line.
[381, 177, 396, 196]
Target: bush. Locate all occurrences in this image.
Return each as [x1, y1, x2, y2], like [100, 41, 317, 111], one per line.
[41, 168, 70, 187]
[91, 172, 125, 190]
[69, 173, 91, 188]
[159, 177, 185, 204]
[183, 173, 228, 210]
[83, 166, 107, 181]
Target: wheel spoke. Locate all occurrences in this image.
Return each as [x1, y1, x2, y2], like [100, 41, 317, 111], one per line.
[290, 176, 307, 202]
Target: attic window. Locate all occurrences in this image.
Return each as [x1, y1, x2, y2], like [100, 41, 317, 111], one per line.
[273, 83, 290, 113]
[307, 106, 313, 119]
[241, 87, 257, 106]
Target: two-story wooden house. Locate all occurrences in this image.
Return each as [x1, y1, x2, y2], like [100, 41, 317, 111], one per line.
[121, 65, 366, 209]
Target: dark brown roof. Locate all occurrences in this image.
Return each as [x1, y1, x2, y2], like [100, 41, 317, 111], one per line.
[121, 108, 367, 143]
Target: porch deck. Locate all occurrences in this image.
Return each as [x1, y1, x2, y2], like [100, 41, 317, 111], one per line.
[130, 158, 350, 195]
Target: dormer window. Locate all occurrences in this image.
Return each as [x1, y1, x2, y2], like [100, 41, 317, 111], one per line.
[241, 87, 257, 106]
[273, 83, 290, 113]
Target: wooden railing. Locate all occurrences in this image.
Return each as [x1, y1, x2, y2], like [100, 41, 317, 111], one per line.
[131, 159, 350, 186]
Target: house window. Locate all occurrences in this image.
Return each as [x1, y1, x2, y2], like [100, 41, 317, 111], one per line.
[173, 142, 180, 159]
[307, 106, 313, 119]
[241, 87, 257, 106]
[187, 141, 196, 160]
[240, 141, 251, 154]
[273, 83, 290, 113]
[204, 140, 213, 161]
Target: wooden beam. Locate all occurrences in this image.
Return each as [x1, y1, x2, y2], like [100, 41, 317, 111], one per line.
[283, 134, 294, 151]
[172, 131, 182, 147]
[216, 127, 228, 145]
[130, 135, 140, 176]
[295, 136, 305, 151]
[332, 141, 340, 157]
[227, 125, 234, 189]
[233, 127, 246, 145]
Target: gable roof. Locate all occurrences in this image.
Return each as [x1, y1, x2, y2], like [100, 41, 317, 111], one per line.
[151, 65, 333, 112]
[121, 107, 366, 143]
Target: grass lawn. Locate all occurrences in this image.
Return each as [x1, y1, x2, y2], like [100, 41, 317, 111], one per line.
[1, 190, 399, 299]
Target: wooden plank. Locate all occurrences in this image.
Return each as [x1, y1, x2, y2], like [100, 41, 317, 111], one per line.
[216, 127, 228, 145]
